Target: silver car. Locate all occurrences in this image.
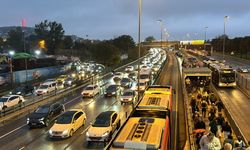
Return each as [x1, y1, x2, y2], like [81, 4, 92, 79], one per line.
[120, 90, 137, 104]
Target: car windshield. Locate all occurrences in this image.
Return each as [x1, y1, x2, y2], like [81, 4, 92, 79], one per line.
[35, 106, 50, 114]
[85, 86, 94, 90]
[115, 73, 121, 76]
[121, 78, 130, 82]
[12, 87, 24, 93]
[39, 85, 48, 89]
[140, 74, 149, 79]
[0, 97, 8, 102]
[93, 117, 110, 127]
[138, 83, 145, 86]
[123, 91, 133, 96]
[56, 114, 73, 124]
[107, 85, 116, 90]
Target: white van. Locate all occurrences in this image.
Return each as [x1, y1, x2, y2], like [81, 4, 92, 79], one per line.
[35, 81, 57, 96]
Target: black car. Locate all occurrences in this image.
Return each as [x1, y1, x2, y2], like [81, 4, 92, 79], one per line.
[10, 85, 34, 96]
[120, 78, 133, 88]
[27, 102, 65, 127]
[105, 85, 120, 97]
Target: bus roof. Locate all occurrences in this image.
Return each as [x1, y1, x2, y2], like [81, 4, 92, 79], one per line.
[111, 117, 166, 150]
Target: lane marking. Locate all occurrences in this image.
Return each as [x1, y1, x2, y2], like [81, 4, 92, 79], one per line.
[0, 123, 26, 139]
[64, 95, 81, 105]
[19, 146, 25, 150]
[80, 125, 91, 134]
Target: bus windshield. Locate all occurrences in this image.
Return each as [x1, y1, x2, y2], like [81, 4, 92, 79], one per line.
[220, 73, 235, 83]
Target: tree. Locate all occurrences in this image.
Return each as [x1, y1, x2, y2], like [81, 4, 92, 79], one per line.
[35, 20, 64, 54]
[7, 27, 24, 52]
[63, 36, 73, 49]
[0, 37, 4, 50]
[112, 35, 135, 53]
[91, 41, 120, 65]
[144, 36, 155, 42]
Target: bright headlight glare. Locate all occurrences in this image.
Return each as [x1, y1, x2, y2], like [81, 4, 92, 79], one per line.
[102, 131, 109, 137]
[62, 130, 68, 135]
[49, 130, 53, 134]
[86, 132, 89, 136]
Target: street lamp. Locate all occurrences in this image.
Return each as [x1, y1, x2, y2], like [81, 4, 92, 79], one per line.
[35, 50, 41, 56]
[137, 0, 142, 101]
[223, 16, 229, 62]
[156, 19, 163, 48]
[204, 27, 208, 51]
[8, 50, 15, 88]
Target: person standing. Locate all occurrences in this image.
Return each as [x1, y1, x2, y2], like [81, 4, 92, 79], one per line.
[222, 122, 232, 139]
[200, 132, 221, 150]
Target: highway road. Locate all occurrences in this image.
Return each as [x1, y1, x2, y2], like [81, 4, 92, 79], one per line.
[0, 53, 168, 150]
[211, 52, 250, 68]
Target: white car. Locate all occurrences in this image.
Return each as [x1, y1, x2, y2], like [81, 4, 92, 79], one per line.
[35, 81, 57, 96]
[0, 95, 25, 111]
[120, 90, 137, 104]
[137, 82, 147, 91]
[86, 111, 120, 143]
[49, 109, 86, 138]
[81, 85, 100, 97]
[113, 72, 123, 79]
[125, 66, 134, 72]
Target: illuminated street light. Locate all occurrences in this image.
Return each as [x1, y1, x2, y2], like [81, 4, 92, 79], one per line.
[223, 16, 229, 62]
[9, 50, 15, 56]
[35, 50, 41, 56]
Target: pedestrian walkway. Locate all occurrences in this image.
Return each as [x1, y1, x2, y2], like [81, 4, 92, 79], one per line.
[185, 76, 248, 150]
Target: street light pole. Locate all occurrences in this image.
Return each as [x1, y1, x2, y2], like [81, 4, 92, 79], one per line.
[137, 0, 142, 101]
[22, 28, 28, 82]
[157, 20, 163, 49]
[223, 16, 229, 62]
[204, 27, 208, 51]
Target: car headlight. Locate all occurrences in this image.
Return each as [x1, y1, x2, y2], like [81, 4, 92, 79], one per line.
[49, 129, 53, 134]
[9, 92, 12, 94]
[86, 132, 89, 137]
[39, 117, 44, 121]
[17, 92, 21, 94]
[62, 130, 68, 135]
[27, 118, 30, 124]
[102, 131, 109, 137]
[112, 92, 115, 94]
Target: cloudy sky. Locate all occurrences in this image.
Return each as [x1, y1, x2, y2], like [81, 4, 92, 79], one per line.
[1, 0, 250, 41]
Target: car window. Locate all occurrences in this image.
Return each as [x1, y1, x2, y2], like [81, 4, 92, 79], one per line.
[112, 113, 117, 123]
[51, 103, 59, 110]
[74, 112, 83, 121]
[9, 96, 17, 101]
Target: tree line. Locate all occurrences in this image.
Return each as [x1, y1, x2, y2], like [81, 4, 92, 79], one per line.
[0, 20, 149, 66]
[211, 35, 250, 59]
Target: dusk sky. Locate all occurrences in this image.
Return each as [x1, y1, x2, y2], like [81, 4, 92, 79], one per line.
[1, 0, 250, 41]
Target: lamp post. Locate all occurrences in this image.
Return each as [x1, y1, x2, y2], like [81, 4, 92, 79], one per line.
[22, 28, 28, 82]
[204, 27, 208, 51]
[8, 51, 15, 88]
[223, 16, 229, 62]
[157, 19, 163, 48]
[137, 0, 142, 101]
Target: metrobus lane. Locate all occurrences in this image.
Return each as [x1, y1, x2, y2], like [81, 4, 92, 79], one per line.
[17, 92, 134, 150]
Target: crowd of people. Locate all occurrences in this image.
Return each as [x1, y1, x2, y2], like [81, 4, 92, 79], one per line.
[186, 77, 250, 150]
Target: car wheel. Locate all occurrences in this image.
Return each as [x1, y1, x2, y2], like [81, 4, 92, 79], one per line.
[18, 101, 22, 107]
[69, 129, 74, 137]
[45, 119, 50, 127]
[2, 106, 7, 110]
[121, 102, 123, 105]
[82, 119, 86, 126]
[117, 120, 121, 129]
